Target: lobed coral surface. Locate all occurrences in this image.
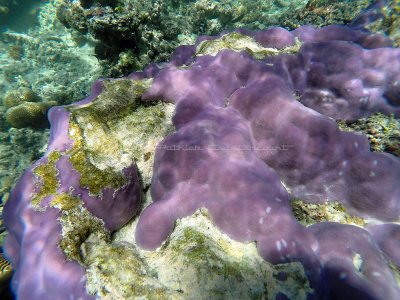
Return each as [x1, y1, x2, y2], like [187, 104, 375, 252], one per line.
[3, 4, 400, 300]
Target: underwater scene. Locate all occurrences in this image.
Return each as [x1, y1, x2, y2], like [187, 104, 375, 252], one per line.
[0, 0, 400, 299]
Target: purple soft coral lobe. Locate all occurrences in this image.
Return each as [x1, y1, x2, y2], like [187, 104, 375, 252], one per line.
[137, 21, 400, 299]
[3, 4, 400, 299]
[3, 79, 142, 300]
[3, 169, 96, 300]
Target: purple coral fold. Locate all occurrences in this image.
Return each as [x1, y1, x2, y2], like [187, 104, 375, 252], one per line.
[3, 3, 400, 299]
[137, 20, 400, 300]
[3, 82, 141, 300]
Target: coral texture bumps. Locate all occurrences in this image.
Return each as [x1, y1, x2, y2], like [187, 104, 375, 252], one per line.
[3, 17, 400, 300]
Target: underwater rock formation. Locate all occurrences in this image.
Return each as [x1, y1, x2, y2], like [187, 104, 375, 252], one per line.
[3, 9, 400, 300]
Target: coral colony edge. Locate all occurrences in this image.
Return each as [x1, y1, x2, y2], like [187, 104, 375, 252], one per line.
[3, 7, 400, 300]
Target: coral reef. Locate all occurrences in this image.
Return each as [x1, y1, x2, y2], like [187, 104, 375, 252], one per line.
[1, 87, 57, 128]
[2, 2, 400, 300]
[5, 101, 56, 128]
[0, 0, 388, 205]
[2, 77, 173, 299]
[55, 0, 313, 75]
[338, 113, 400, 157]
[0, 127, 49, 193]
[281, 0, 375, 29]
[0, 0, 103, 213]
[2, 87, 40, 109]
[2, 87, 57, 128]
[0, 1, 103, 108]
[357, 0, 400, 46]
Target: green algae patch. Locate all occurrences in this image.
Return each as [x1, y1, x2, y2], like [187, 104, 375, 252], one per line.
[64, 78, 155, 195]
[31, 150, 108, 264]
[166, 216, 277, 299]
[66, 77, 175, 188]
[68, 78, 153, 123]
[82, 233, 175, 299]
[195, 32, 302, 60]
[30, 151, 109, 263]
[126, 208, 314, 300]
[57, 198, 107, 264]
[49, 193, 81, 211]
[31, 151, 62, 209]
[170, 227, 245, 284]
[291, 199, 366, 227]
[67, 119, 128, 196]
[93, 193, 314, 300]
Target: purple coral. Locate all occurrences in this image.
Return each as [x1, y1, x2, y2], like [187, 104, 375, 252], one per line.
[367, 224, 400, 267]
[3, 6, 400, 300]
[136, 24, 400, 299]
[3, 84, 141, 300]
[3, 171, 95, 300]
[309, 222, 400, 300]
